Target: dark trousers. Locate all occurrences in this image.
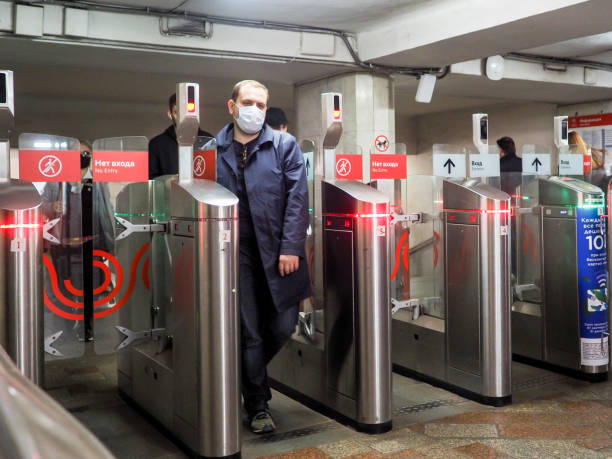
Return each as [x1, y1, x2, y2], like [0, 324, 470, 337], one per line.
[240, 246, 298, 415]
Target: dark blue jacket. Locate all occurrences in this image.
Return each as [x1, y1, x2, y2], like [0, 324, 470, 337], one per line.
[216, 123, 311, 311]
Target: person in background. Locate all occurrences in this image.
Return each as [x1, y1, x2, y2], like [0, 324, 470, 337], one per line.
[569, 130, 608, 188]
[148, 93, 214, 179]
[264, 107, 289, 132]
[216, 80, 310, 434]
[497, 136, 522, 173]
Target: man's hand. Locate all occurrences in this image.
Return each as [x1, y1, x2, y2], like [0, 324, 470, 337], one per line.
[279, 254, 299, 277]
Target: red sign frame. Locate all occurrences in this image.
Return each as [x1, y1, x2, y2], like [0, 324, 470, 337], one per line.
[569, 114, 612, 129]
[19, 149, 81, 182]
[335, 154, 363, 180]
[92, 150, 149, 182]
[370, 154, 407, 180]
[193, 149, 216, 180]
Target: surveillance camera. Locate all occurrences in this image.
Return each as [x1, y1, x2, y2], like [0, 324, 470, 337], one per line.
[485, 55, 504, 81]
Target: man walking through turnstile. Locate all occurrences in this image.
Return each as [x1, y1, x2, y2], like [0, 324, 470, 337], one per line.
[148, 93, 214, 178]
[216, 80, 310, 434]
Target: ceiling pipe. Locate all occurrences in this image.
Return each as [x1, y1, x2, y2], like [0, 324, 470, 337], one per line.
[27, 0, 449, 78]
[505, 52, 612, 72]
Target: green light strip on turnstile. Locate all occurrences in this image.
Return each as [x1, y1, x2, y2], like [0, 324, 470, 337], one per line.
[309, 208, 313, 212]
[114, 212, 166, 218]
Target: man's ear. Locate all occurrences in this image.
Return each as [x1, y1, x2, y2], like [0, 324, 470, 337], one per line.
[167, 109, 172, 120]
[227, 99, 235, 117]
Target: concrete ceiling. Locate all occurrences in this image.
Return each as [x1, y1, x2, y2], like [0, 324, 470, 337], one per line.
[523, 31, 612, 63]
[94, 0, 433, 33]
[2, 0, 612, 120]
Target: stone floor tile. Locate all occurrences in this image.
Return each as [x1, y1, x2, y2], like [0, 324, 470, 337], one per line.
[453, 442, 505, 458]
[318, 439, 373, 458]
[424, 423, 498, 438]
[258, 446, 330, 459]
[577, 438, 612, 451]
[498, 422, 605, 440]
[366, 440, 406, 454]
[413, 439, 474, 458]
[343, 453, 383, 459]
[499, 400, 564, 413]
[480, 439, 603, 458]
[384, 450, 427, 459]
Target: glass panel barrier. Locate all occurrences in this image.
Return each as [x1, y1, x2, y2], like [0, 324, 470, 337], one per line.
[392, 174, 444, 322]
[18, 133, 85, 361]
[91, 136, 150, 355]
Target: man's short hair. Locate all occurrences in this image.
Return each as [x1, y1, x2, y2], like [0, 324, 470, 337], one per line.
[169, 93, 176, 111]
[231, 80, 269, 103]
[496, 136, 516, 157]
[265, 107, 288, 129]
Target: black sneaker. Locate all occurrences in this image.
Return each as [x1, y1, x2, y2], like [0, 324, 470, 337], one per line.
[249, 410, 276, 434]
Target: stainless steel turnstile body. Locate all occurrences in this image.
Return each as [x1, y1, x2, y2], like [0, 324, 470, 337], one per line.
[0, 181, 43, 384]
[393, 179, 512, 405]
[513, 176, 608, 379]
[269, 180, 392, 433]
[117, 178, 241, 458]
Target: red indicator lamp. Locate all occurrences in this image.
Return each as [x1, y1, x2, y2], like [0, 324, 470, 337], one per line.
[469, 215, 477, 223]
[187, 85, 196, 113]
[344, 219, 350, 228]
[449, 214, 455, 221]
[333, 95, 341, 120]
[326, 219, 332, 227]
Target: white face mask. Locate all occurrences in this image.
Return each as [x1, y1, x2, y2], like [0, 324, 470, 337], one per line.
[234, 104, 265, 135]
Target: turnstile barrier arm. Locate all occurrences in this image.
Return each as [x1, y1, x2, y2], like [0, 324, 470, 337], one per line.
[391, 298, 420, 319]
[114, 216, 167, 241]
[390, 211, 422, 224]
[115, 326, 166, 351]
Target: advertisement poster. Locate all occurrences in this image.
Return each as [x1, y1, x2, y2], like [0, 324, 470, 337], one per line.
[576, 206, 609, 367]
[569, 114, 612, 172]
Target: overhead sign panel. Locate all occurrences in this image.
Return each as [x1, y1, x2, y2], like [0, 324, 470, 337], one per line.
[433, 153, 465, 178]
[522, 153, 551, 176]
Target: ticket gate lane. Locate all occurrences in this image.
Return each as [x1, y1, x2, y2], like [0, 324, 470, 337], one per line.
[269, 178, 392, 433]
[115, 84, 241, 458]
[391, 177, 512, 406]
[513, 176, 609, 379]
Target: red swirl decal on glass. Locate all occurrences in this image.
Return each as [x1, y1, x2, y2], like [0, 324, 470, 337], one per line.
[43, 243, 149, 320]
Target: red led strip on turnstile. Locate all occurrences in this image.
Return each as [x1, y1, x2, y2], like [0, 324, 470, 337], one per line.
[444, 209, 510, 214]
[0, 223, 40, 229]
[323, 212, 390, 218]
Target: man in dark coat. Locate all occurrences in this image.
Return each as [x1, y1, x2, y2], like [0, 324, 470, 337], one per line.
[148, 93, 213, 178]
[216, 80, 310, 434]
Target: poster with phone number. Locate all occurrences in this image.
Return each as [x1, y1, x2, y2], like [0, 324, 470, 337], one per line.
[576, 206, 609, 367]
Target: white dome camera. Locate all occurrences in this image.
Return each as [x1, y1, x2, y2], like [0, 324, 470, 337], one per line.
[485, 55, 505, 81]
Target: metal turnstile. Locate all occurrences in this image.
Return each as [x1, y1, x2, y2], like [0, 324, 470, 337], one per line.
[0, 70, 44, 384]
[117, 178, 241, 458]
[393, 179, 512, 406]
[0, 182, 43, 383]
[116, 83, 241, 458]
[513, 176, 609, 379]
[269, 179, 392, 433]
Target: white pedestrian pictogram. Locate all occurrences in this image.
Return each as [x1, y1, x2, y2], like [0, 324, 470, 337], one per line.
[336, 158, 351, 177]
[38, 155, 62, 178]
[193, 156, 206, 177]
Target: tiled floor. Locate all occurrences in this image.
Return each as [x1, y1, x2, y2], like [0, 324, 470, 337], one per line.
[45, 345, 612, 458]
